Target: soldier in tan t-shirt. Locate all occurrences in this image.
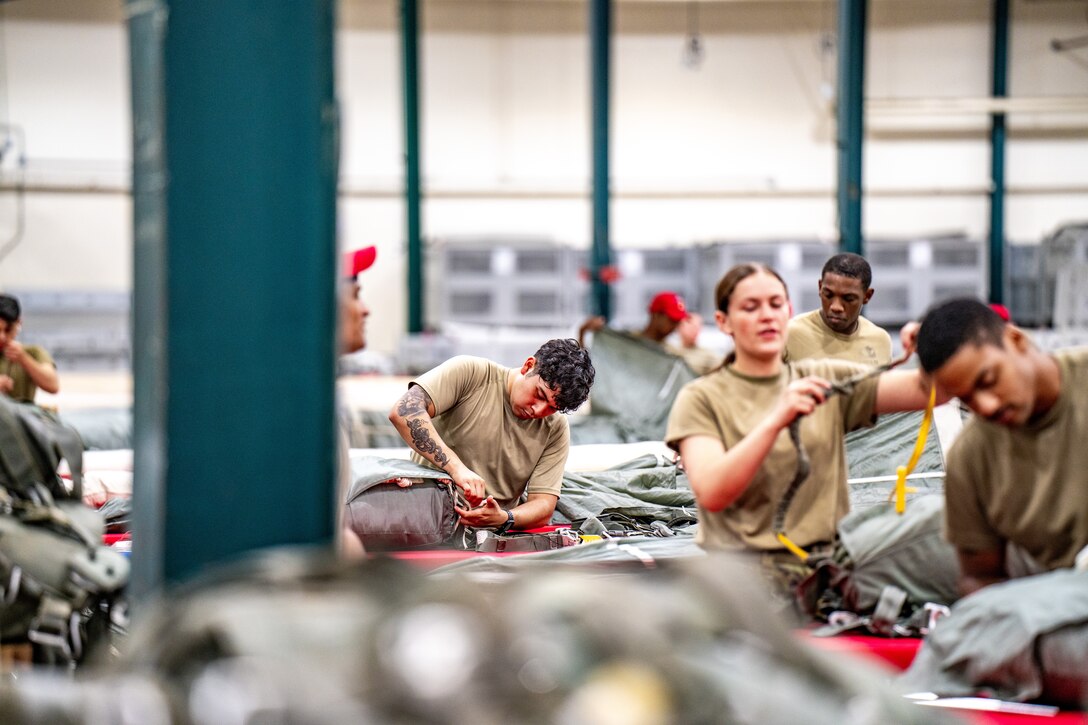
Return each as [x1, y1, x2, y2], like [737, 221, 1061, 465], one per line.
[668, 357, 879, 553]
[666, 263, 942, 598]
[337, 246, 377, 559]
[389, 339, 594, 532]
[916, 298, 1088, 597]
[0, 294, 60, 404]
[784, 253, 892, 366]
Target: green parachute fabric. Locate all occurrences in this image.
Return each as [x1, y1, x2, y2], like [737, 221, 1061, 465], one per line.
[845, 411, 944, 481]
[571, 328, 697, 444]
[899, 569, 1088, 707]
[555, 454, 696, 524]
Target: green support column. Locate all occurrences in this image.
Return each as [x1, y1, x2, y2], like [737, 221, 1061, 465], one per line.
[126, 0, 168, 602]
[836, 0, 867, 256]
[128, 0, 339, 589]
[403, 0, 424, 333]
[988, 0, 1009, 304]
[590, 0, 613, 320]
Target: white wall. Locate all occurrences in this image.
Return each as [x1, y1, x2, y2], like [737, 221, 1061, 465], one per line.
[0, 9, 131, 290]
[2, 0, 1087, 355]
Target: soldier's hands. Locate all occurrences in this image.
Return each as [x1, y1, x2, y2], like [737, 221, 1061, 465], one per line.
[900, 321, 920, 357]
[769, 376, 830, 429]
[3, 341, 25, 363]
[454, 495, 505, 528]
[448, 464, 486, 506]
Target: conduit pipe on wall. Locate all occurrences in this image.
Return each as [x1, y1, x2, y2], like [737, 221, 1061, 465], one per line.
[0, 123, 26, 264]
[867, 96, 1088, 115]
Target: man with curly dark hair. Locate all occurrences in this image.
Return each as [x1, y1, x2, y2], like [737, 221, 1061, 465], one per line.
[389, 339, 594, 531]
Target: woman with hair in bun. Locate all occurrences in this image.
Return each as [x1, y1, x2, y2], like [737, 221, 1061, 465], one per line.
[665, 263, 943, 602]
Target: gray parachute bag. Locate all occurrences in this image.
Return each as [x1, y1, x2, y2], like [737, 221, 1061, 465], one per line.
[798, 494, 961, 634]
[346, 457, 583, 554]
[0, 398, 84, 501]
[0, 397, 128, 665]
[344, 456, 464, 550]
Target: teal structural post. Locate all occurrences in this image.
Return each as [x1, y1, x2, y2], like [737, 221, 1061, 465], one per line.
[590, 0, 613, 320]
[125, 0, 168, 602]
[836, 0, 867, 256]
[403, 0, 424, 333]
[128, 0, 340, 589]
[988, 0, 1009, 304]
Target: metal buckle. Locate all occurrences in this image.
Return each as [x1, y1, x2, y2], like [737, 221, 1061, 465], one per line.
[27, 595, 76, 664]
[920, 602, 951, 636]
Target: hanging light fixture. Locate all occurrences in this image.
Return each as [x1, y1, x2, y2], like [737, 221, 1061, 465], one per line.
[1050, 5, 1088, 52]
[682, 2, 704, 69]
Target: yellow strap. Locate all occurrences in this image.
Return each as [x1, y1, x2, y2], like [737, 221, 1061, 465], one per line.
[776, 532, 809, 561]
[778, 383, 935, 558]
[892, 382, 936, 514]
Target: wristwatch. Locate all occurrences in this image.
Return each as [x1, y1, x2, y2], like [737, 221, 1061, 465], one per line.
[495, 509, 515, 535]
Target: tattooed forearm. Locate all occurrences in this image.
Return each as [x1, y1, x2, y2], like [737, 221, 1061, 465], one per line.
[407, 418, 450, 468]
[397, 386, 431, 417]
[396, 387, 451, 469]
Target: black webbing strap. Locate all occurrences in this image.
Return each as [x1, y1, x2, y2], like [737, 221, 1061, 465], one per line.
[772, 351, 913, 548]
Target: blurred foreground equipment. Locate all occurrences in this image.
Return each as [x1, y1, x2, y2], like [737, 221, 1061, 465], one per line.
[0, 397, 128, 667]
[0, 547, 953, 724]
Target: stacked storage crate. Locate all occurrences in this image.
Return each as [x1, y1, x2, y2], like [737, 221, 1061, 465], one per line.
[857, 237, 983, 327]
[426, 235, 992, 363]
[696, 241, 833, 317]
[13, 290, 131, 371]
[431, 238, 585, 330]
[607, 247, 702, 329]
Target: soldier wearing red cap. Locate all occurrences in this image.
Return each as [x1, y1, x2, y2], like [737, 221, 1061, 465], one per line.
[340, 246, 375, 354]
[338, 246, 376, 558]
[578, 291, 718, 374]
[988, 302, 1012, 323]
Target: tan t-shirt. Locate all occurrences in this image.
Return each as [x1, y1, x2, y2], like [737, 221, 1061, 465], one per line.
[410, 356, 569, 509]
[943, 347, 1088, 571]
[670, 344, 722, 376]
[0, 345, 55, 403]
[665, 359, 879, 552]
[629, 331, 719, 376]
[785, 310, 892, 366]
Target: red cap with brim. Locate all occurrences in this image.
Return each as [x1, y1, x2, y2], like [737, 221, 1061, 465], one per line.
[648, 291, 688, 322]
[343, 246, 377, 278]
[989, 303, 1011, 322]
